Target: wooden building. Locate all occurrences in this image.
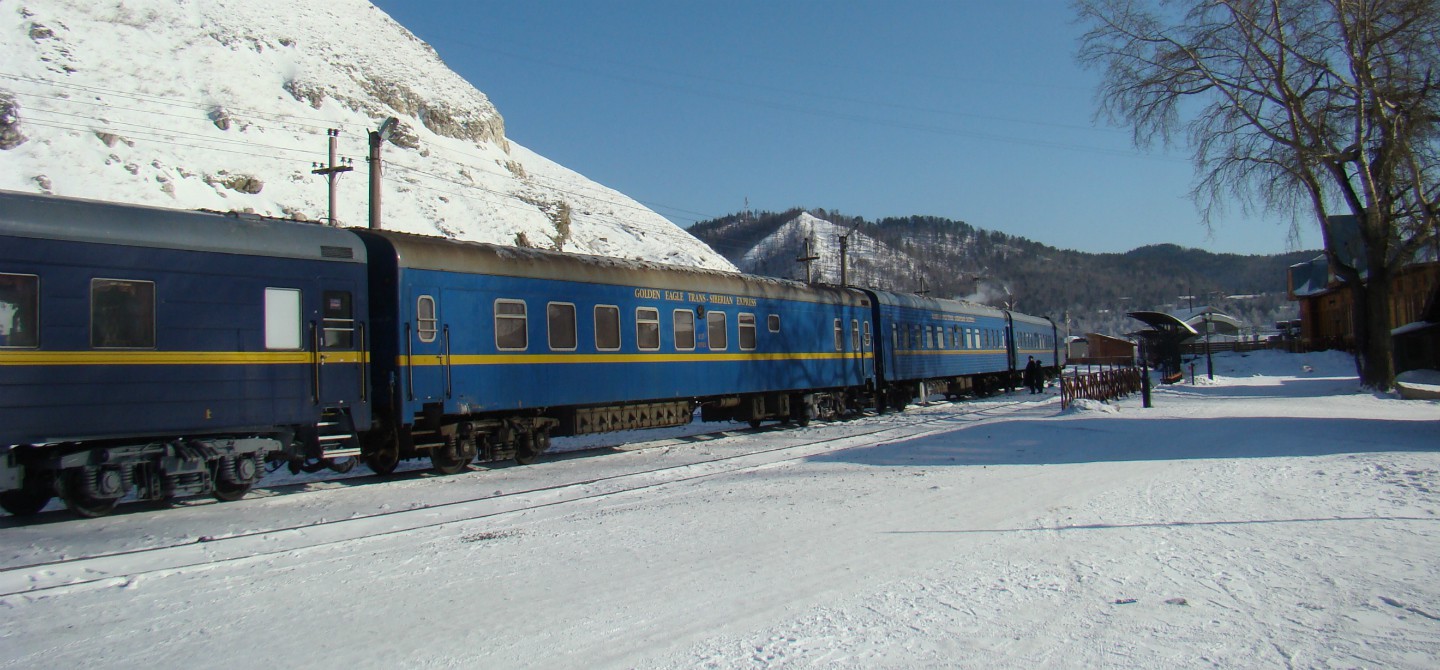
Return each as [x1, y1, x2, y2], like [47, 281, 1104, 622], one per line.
[1287, 215, 1440, 372]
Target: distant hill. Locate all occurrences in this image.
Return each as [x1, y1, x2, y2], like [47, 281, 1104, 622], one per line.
[690, 209, 1316, 338]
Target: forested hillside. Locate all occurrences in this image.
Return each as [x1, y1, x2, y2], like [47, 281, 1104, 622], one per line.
[689, 209, 1315, 337]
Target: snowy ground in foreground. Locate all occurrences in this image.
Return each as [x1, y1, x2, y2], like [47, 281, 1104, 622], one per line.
[3, 350, 1439, 669]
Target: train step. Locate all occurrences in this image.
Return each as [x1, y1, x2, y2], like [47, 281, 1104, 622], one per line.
[317, 407, 361, 459]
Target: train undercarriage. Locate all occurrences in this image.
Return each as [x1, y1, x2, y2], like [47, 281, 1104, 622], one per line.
[0, 435, 275, 518]
[3, 372, 1033, 519]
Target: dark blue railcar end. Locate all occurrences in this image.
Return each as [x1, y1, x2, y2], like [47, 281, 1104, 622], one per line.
[0, 191, 371, 517]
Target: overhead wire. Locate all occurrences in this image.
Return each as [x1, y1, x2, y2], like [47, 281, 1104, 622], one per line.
[3, 73, 731, 226]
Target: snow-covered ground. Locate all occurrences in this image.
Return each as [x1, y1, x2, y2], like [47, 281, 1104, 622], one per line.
[3, 350, 1439, 668]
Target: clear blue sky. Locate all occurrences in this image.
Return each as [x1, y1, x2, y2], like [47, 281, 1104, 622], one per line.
[369, 0, 1315, 256]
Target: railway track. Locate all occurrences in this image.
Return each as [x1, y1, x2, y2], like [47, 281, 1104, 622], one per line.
[0, 398, 1041, 598]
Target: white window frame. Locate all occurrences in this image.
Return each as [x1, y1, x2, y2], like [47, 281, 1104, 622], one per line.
[636, 307, 661, 351]
[594, 304, 621, 351]
[707, 311, 728, 351]
[494, 299, 528, 351]
[673, 309, 696, 351]
[416, 295, 438, 343]
[738, 312, 757, 351]
[547, 301, 577, 352]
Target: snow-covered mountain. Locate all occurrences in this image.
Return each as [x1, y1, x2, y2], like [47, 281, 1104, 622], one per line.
[0, 0, 736, 271]
[693, 209, 1310, 337]
[734, 212, 926, 289]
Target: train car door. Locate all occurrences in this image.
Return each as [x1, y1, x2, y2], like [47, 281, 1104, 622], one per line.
[862, 318, 874, 380]
[849, 314, 873, 383]
[406, 288, 448, 406]
[313, 284, 368, 413]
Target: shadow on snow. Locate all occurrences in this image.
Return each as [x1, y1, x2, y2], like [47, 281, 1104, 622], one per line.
[808, 414, 1439, 468]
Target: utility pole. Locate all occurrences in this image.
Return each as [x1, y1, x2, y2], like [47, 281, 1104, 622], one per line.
[311, 129, 353, 226]
[838, 234, 849, 287]
[796, 236, 819, 284]
[368, 117, 399, 231]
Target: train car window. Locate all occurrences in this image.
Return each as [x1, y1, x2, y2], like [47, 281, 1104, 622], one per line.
[547, 302, 577, 351]
[322, 291, 354, 349]
[264, 287, 302, 350]
[863, 321, 871, 350]
[0, 273, 39, 348]
[91, 278, 155, 349]
[708, 311, 727, 351]
[738, 313, 757, 350]
[833, 319, 843, 351]
[594, 305, 621, 351]
[925, 326, 934, 350]
[636, 307, 660, 351]
[674, 309, 696, 350]
[495, 299, 528, 351]
[851, 319, 860, 351]
[767, 314, 781, 333]
[416, 296, 438, 343]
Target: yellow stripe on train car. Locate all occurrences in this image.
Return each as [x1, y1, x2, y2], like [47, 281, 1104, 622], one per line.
[893, 349, 1007, 356]
[399, 351, 871, 366]
[0, 351, 370, 365]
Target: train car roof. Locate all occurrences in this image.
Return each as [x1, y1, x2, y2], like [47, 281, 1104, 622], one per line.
[357, 228, 868, 306]
[1009, 311, 1057, 328]
[869, 289, 1055, 327]
[0, 190, 367, 263]
[867, 290, 1008, 318]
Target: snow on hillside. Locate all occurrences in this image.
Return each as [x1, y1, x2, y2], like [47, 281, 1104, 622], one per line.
[0, 0, 735, 270]
[4, 349, 1439, 668]
[738, 212, 919, 287]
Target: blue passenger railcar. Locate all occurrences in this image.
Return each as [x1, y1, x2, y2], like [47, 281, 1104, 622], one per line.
[0, 191, 370, 516]
[867, 291, 1023, 406]
[354, 230, 873, 473]
[1009, 310, 1060, 373]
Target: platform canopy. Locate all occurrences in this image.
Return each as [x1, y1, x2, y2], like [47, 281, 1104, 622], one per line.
[1127, 311, 1199, 336]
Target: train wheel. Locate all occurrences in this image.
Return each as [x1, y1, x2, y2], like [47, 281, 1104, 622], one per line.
[514, 432, 539, 466]
[366, 446, 399, 476]
[212, 479, 252, 502]
[363, 428, 401, 476]
[430, 436, 471, 475]
[61, 471, 118, 518]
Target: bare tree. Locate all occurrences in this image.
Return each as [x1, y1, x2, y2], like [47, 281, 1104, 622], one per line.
[1077, 0, 1440, 389]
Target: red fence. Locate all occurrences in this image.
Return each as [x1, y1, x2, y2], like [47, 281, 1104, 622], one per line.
[1059, 367, 1144, 409]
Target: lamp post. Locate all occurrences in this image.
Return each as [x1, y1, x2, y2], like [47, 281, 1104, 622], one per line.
[1205, 312, 1214, 380]
[368, 117, 399, 231]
